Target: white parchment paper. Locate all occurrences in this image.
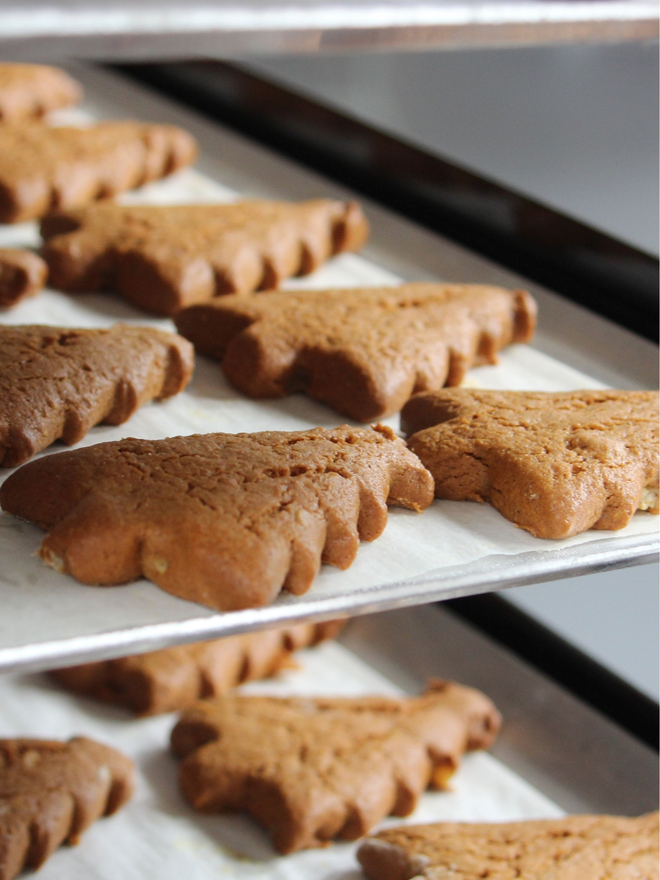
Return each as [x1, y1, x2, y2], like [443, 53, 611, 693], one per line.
[0, 640, 563, 880]
[0, 72, 657, 666]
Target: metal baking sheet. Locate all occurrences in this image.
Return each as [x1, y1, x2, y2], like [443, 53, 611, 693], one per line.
[0, 0, 657, 61]
[0, 65, 657, 673]
[1, 604, 656, 879]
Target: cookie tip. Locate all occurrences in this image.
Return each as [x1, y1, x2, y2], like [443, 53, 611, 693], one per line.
[39, 544, 66, 574]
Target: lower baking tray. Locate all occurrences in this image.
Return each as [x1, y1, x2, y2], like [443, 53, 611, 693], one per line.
[0, 64, 657, 674]
[1, 604, 656, 879]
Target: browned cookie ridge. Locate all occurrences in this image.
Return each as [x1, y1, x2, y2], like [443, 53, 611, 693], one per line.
[51, 620, 344, 715]
[0, 63, 81, 122]
[40, 199, 369, 315]
[174, 283, 537, 421]
[0, 249, 47, 308]
[0, 426, 434, 610]
[0, 737, 134, 880]
[357, 812, 660, 880]
[171, 681, 501, 854]
[0, 324, 194, 467]
[402, 388, 659, 539]
[0, 121, 197, 223]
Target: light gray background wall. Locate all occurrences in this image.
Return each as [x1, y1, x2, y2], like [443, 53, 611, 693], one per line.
[506, 564, 658, 699]
[248, 44, 659, 698]
[247, 41, 659, 255]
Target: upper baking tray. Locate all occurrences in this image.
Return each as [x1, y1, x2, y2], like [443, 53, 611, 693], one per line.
[0, 64, 657, 674]
[0, 0, 657, 60]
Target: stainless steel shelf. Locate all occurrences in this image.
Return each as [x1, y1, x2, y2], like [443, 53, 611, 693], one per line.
[0, 1, 657, 60]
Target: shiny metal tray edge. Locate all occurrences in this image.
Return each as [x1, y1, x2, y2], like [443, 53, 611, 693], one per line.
[2, 530, 656, 675]
[1, 2, 657, 61]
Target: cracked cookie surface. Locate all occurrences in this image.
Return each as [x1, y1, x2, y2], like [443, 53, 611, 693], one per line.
[0, 324, 194, 467]
[357, 812, 660, 880]
[0, 249, 47, 308]
[41, 199, 369, 315]
[0, 425, 434, 609]
[402, 389, 659, 539]
[0, 121, 197, 223]
[51, 620, 344, 715]
[0, 737, 134, 880]
[0, 63, 81, 122]
[171, 680, 500, 853]
[175, 283, 536, 421]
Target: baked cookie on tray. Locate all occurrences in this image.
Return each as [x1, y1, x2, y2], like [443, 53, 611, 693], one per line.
[0, 63, 81, 122]
[402, 389, 659, 539]
[0, 324, 194, 467]
[0, 425, 433, 611]
[170, 680, 501, 854]
[0, 737, 134, 880]
[40, 199, 369, 315]
[174, 282, 537, 421]
[51, 620, 344, 715]
[357, 812, 660, 880]
[0, 121, 197, 223]
[0, 425, 434, 610]
[0, 248, 47, 308]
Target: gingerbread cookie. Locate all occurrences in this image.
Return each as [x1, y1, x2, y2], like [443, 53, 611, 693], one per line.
[171, 680, 501, 854]
[51, 620, 344, 715]
[357, 812, 660, 880]
[174, 283, 537, 421]
[402, 389, 659, 539]
[40, 199, 369, 315]
[0, 121, 197, 223]
[0, 324, 194, 467]
[0, 63, 81, 122]
[0, 736, 134, 880]
[0, 249, 47, 308]
[0, 425, 434, 610]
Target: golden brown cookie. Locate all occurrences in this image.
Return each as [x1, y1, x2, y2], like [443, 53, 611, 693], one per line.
[0, 63, 81, 122]
[51, 620, 344, 715]
[171, 680, 501, 854]
[0, 324, 194, 467]
[357, 812, 660, 880]
[0, 737, 134, 880]
[0, 248, 47, 308]
[0, 121, 197, 223]
[174, 283, 536, 421]
[0, 425, 434, 610]
[40, 199, 369, 315]
[402, 389, 659, 539]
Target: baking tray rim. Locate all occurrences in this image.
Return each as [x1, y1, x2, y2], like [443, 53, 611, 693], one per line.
[1, 528, 656, 675]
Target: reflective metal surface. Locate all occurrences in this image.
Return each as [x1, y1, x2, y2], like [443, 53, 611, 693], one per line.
[0, 1, 657, 60]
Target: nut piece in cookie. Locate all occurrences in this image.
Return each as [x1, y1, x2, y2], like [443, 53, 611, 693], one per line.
[0, 426, 434, 610]
[0, 63, 81, 122]
[171, 680, 501, 854]
[0, 737, 134, 880]
[40, 199, 369, 316]
[175, 283, 536, 421]
[0, 324, 194, 467]
[357, 812, 660, 880]
[0, 122, 197, 223]
[51, 621, 344, 715]
[403, 388, 659, 539]
[0, 249, 47, 308]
